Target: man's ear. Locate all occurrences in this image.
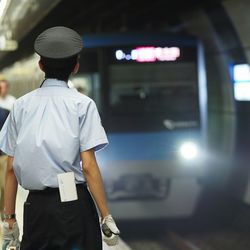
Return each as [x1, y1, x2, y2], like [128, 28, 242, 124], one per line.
[39, 60, 45, 72]
[72, 62, 80, 75]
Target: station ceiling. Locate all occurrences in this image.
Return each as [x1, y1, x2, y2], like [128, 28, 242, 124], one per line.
[0, 0, 224, 69]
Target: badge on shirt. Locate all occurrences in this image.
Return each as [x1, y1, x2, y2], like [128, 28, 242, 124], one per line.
[57, 172, 78, 202]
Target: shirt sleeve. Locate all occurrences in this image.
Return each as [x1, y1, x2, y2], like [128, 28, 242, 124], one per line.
[79, 100, 109, 152]
[0, 107, 17, 156]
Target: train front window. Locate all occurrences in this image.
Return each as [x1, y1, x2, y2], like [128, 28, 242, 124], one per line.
[108, 63, 200, 132]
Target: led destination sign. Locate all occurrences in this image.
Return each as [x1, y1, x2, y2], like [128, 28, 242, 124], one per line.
[115, 46, 181, 62]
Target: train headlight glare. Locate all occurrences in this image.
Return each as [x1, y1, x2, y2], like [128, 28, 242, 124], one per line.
[179, 142, 198, 160]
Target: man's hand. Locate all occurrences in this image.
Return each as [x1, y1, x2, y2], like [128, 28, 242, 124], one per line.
[2, 220, 20, 248]
[101, 214, 120, 246]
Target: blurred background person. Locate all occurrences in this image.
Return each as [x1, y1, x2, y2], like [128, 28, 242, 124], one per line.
[0, 79, 16, 111]
[0, 77, 11, 213]
[0, 78, 11, 246]
[0, 107, 9, 214]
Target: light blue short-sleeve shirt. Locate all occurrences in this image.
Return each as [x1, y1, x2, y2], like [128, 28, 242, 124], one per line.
[0, 78, 109, 190]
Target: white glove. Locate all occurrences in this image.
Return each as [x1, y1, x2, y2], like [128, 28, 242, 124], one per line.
[2, 221, 20, 250]
[101, 214, 120, 246]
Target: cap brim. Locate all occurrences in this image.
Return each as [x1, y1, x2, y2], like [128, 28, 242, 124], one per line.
[34, 26, 83, 59]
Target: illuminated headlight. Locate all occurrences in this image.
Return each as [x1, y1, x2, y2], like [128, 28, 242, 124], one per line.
[179, 142, 198, 160]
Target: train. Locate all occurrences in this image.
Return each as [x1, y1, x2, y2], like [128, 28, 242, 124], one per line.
[2, 32, 207, 221]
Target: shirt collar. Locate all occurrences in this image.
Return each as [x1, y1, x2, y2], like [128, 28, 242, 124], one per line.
[41, 78, 69, 88]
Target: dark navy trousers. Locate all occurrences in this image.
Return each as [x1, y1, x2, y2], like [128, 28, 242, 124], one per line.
[20, 183, 102, 250]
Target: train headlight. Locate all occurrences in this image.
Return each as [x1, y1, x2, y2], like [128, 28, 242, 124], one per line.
[179, 142, 198, 160]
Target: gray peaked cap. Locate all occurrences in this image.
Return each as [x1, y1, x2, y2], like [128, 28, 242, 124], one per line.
[34, 26, 83, 59]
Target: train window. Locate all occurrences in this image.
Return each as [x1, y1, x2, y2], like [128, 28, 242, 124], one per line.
[107, 63, 200, 132]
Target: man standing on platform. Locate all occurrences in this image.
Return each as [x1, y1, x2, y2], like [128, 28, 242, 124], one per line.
[0, 26, 120, 250]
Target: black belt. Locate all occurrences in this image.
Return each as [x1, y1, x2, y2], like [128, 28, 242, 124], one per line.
[29, 182, 87, 194]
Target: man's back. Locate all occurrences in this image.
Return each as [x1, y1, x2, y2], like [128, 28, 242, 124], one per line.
[0, 78, 108, 190]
